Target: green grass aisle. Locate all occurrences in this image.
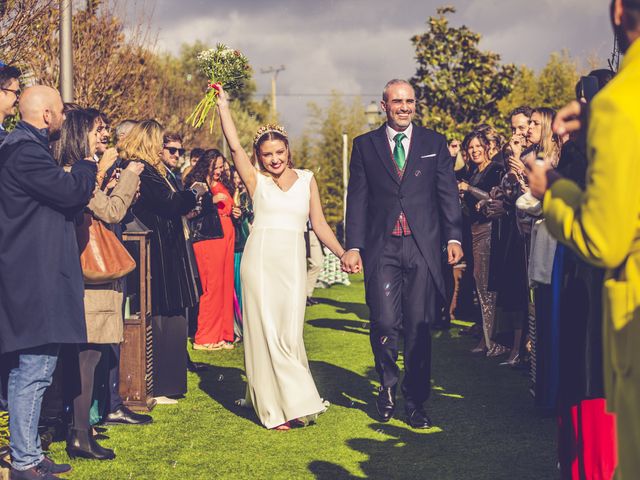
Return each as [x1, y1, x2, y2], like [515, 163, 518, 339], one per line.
[47, 274, 557, 479]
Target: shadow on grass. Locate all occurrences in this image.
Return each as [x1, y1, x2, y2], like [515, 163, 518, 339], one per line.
[308, 318, 370, 335]
[309, 423, 443, 480]
[195, 365, 261, 427]
[315, 298, 370, 320]
[195, 359, 382, 426]
[307, 332, 559, 480]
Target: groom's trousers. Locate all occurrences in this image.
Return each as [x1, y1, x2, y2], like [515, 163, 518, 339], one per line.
[366, 234, 435, 412]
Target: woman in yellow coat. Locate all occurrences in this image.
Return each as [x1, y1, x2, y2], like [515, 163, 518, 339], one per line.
[528, 2, 640, 477]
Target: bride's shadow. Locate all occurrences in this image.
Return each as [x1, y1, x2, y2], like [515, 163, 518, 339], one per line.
[195, 365, 260, 426]
[196, 360, 382, 425]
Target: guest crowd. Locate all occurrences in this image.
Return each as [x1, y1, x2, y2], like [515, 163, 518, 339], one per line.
[0, 59, 267, 478]
[0, 2, 639, 476]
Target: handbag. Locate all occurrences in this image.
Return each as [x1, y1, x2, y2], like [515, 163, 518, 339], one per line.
[76, 212, 136, 284]
[189, 192, 224, 242]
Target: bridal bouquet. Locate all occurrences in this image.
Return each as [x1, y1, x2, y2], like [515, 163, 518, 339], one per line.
[186, 44, 251, 131]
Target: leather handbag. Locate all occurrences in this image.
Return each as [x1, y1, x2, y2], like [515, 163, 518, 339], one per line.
[76, 212, 136, 284]
[189, 192, 224, 242]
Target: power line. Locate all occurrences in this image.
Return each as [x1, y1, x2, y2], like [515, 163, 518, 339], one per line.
[253, 93, 380, 98]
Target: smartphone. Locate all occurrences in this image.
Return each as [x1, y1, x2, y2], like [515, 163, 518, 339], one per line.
[577, 76, 599, 102]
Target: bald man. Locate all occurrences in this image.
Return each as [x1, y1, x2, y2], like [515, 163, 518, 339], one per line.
[0, 86, 96, 479]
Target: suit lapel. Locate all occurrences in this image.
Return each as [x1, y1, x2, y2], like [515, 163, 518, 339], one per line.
[401, 125, 421, 185]
[371, 124, 400, 185]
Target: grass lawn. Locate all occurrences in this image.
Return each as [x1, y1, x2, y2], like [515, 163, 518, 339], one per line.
[35, 274, 557, 478]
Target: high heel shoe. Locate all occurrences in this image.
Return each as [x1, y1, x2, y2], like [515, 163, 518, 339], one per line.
[66, 428, 115, 460]
[499, 354, 521, 367]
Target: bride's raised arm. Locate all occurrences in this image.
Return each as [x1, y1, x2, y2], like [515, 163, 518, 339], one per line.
[215, 85, 258, 195]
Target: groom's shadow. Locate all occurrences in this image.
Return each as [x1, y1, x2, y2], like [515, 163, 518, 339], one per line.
[308, 318, 370, 335]
[315, 297, 370, 320]
[196, 360, 383, 425]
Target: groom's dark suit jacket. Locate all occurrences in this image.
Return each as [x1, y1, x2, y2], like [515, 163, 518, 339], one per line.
[346, 123, 462, 297]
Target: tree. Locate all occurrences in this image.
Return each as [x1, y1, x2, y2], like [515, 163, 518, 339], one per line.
[498, 51, 580, 117]
[0, 0, 56, 65]
[304, 93, 368, 231]
[1, 2, 270, 153]
[410, 6, 517, 138]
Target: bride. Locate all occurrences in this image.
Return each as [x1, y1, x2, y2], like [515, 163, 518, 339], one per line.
[215, 85, 347, 430]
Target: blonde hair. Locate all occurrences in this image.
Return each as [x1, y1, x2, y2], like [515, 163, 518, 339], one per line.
[118, 119, 165, 175]
[533, 108, 561, 167]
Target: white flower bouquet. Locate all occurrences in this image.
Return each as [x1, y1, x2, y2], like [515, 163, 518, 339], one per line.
[186, 43, 251, 131]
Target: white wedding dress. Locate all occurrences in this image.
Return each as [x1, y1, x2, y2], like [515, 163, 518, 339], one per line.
[241, 169, 325, 429]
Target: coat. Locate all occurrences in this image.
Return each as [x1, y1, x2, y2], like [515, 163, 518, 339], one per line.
[543, 38, 640, 479]
[345, 123, 462, 297]
[0, 121, 96, 354]
[127, 161, 198, 316]
[83, 169, 140, 344]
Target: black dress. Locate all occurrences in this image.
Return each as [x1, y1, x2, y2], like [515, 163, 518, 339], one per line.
[128, 162, 199, 397]
[130, 162, 198, 316]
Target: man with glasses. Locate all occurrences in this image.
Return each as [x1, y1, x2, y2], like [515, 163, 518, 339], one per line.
[0, 63, 21, 144]
[159, 132, 208, 375]
[162, 132, 186, 186]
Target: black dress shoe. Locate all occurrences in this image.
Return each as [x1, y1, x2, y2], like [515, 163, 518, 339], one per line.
[66, 428, 115, 461]
[104, 406, 152, 426]
[407, 408, 433, 429]
[187, 360, 209, 372]
[39, 457, 71, 475]
[375, 385, 396, 422]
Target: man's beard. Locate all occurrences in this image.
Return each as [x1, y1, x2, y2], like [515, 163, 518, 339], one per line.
[48, 128, 61, 142]
[614, 22, 631, 53]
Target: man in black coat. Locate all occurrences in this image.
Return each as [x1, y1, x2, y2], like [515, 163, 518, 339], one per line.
[0, 62, 22, 428]
[0, 86, 96, 478]
[342, 79, 463, 428]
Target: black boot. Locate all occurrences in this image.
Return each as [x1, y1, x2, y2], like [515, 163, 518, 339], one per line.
[66, 428, 115, 461]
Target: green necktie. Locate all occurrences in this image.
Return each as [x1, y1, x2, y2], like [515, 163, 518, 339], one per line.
[393, 132, 406, 170]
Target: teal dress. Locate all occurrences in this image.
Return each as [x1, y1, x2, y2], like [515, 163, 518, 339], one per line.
[233, 190, 253, 338]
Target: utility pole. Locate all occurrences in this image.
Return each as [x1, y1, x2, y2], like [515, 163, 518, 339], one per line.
[260, 65, 285, 117]
[59, 0, 74, 102]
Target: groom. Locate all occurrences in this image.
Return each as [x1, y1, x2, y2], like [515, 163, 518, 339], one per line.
[342, 79, 463, 428]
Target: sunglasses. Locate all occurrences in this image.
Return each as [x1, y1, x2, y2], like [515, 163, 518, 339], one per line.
[164, 146, 185, 156]
[1, 87, 20, 99]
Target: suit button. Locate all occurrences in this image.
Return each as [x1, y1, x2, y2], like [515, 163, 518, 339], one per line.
[399, 193, 404, 199]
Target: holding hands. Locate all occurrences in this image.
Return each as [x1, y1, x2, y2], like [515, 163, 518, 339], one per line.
[341, 250, 362, 274]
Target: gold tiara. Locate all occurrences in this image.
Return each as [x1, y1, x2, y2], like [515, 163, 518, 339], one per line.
[253, 124, 288, 146]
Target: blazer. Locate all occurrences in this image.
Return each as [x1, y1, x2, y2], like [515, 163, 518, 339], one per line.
[346, 123, 462, 296]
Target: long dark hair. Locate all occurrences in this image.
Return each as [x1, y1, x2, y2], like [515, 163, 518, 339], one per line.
[461, 130, 491, 172]
[53, 109, 95, 166]
[184, 148, 234, 195]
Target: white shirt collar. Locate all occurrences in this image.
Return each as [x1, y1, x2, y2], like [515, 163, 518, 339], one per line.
[386, 123, 413, 143]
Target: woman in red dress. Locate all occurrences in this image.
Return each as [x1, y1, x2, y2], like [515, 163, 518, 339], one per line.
[186, 149, 236, 350]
